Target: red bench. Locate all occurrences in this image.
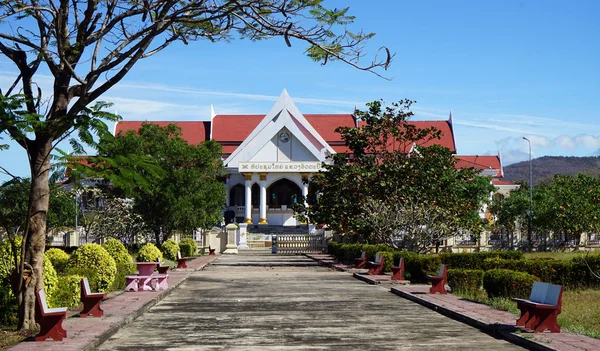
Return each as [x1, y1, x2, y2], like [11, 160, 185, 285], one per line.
[35, 289, 68, 341]
[176, 251, 189, 268]
[208, 246, 216, 255]
[513, 282, 563, 333]
[428, 264, 447, 294]
[391, 257, 405, 281]
[354, 251, 367, 269]
[156, 258, 170, 274]
[366, 253, 384, 275]
[80, 277, 107, 317]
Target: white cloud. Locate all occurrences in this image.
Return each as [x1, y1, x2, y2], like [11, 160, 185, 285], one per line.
[575, 135, 600, 150]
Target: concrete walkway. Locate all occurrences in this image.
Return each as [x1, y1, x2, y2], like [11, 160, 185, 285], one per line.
[96, 254, 524, 350]
[10, 255, 217, 351]
[307, 253, 600, 351]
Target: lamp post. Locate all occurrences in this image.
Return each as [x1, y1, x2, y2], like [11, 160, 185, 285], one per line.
[523, 137, 533, 251]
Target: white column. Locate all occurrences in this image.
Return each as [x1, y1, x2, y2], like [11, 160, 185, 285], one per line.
[224, 175, 230, 206]
[259, 173, 268, 224]
[243, 173, 252, 224]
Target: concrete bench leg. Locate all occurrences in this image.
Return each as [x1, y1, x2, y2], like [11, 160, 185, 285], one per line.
[125, 277, 139, 292]
[140, 277, 154, 291]
[155, 276, 169, 291]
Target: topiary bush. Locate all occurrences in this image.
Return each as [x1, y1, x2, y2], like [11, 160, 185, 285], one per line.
[161, 239, 179, 261]
[137, 243, 163, 262]
[179, 238, 198, 257]
[49, 274, 83, 308]
[43, 254, 58, 301]
[45, 248, 70, 274]
[483, 269, 538, 299]
[447, 269, 484, 292]
[66, 243, 116, 292]
[102, 238, 135, 275]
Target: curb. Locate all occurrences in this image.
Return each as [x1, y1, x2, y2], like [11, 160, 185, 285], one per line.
[352, 272, 379, 285]
[81, 256, 217, 351]
[390, 287, 559, 351]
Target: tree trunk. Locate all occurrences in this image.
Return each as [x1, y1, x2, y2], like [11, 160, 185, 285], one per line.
[17, 138, 53, 331]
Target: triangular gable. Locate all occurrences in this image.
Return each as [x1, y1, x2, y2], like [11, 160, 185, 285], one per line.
[224, 89, 335, 168]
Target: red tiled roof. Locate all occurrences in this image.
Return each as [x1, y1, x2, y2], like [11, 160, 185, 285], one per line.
[356, 120, 456, 153]
[492, 179, 516, 186]
[211, 115, 264, 142]
[304, 114, 355, 142]
[114, 121, 210, 145]
[115, 116, 456, 156]
[455, 155, 502, 177]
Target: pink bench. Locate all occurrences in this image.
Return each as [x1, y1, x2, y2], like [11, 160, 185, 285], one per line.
[80, 277, 107, 317]
[35, 289, 67, 341]
[428, 264, 447, 294]
[125, 274, 168, 291]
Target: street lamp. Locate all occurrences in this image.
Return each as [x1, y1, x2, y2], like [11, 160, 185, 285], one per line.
[523, 137, 533, 251]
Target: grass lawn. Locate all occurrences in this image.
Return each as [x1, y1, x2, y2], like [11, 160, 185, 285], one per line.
[453, 288, 600, 339]
[523, 252, 588, 260]
[0, 329, 31, 349]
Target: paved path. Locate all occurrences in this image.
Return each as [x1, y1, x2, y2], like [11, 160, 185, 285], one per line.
[96, 254, 524, 350]
[10, 255, 217, 351]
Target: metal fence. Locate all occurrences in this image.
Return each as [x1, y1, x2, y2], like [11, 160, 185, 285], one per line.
[272, 232, 325, 255]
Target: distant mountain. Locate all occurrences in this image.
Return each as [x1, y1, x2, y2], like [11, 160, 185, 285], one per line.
[503, 156, 600, 185]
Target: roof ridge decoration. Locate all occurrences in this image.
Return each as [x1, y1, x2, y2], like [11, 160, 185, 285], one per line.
[224, 89, 335, 168]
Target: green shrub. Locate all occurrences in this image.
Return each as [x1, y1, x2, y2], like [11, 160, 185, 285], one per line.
[405, 254, 442, 283]
[0, 283, 17, 327]
[102, 238, 135, 275]
[0, 236, 22, 281]
[328, 242, 342, 257]
[160, 239, 179, 261]
[483, 269, 538, 299]
[109, 263, 130, 291]
[45, 248, 69, 274]
[440, 251, 523, 270]
[43, 254, 58, 301]
[447, 269, 484, 292]
[137, 243, 163, 262]
[66, 243, 116, 292]
[379, 251, 394, 272]
[179, 238, 198, 257]
[49, 275, 83, 308]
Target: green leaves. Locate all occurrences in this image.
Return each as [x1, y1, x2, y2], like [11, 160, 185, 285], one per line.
[301, 100, 494, 249]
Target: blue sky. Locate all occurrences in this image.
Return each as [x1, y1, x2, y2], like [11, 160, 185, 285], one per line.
[1, 0, 599, 182]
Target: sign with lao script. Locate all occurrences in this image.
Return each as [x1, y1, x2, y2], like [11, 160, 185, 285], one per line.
[238, 162, 323, 173]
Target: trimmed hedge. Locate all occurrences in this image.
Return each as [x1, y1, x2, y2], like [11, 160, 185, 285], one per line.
[66, 243, 117, 292]
[179, 238, 198, 258]
[49, 275, 83, 308]
[482, 256, 599, 290]
[483, 269, 538, 299]
[447, 269, 484, 292]
[102, 238, 135, 275]
[45, 248, 69, 274]
[43, 254, 58, 302]
[161, 239, 179, 261]
[440, 251, 523, 270]
[326, 240, 600, 290]
[137, 243, 163, 262]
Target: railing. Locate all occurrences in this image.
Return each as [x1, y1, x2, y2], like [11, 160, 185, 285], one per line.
[272, 232, 324, 255]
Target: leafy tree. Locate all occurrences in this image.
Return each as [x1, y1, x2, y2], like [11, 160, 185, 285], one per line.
[0, 0, 391, 330]
[296, 100, 495, 248]
[489, 184, 529, 247]
[96, 123, 226, 244]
